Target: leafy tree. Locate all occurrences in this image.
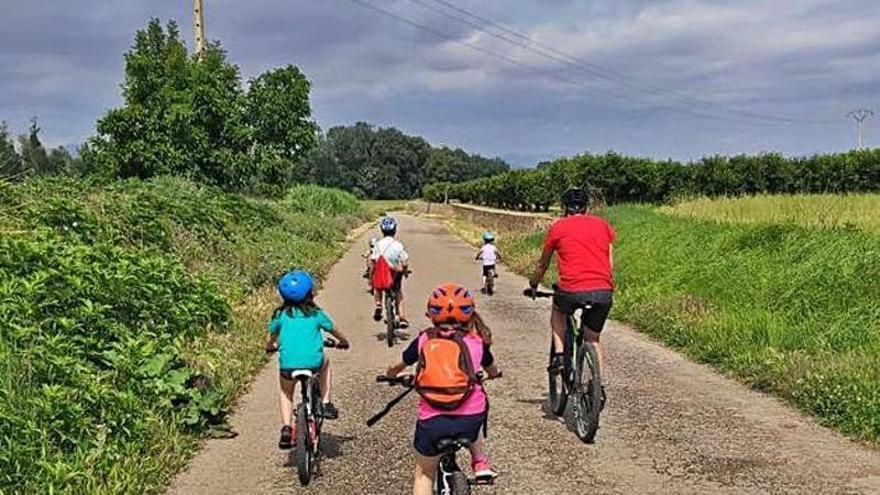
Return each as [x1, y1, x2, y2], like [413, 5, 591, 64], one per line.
[84, 19, 317, 193]
[18, 119, 49, 175]
[0, 122, 23, 178]
[300, 123, 508, 199]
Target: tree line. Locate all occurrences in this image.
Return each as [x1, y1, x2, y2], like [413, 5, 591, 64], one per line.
[297, 122, 509, 199]
[424, 149, 880, 209]
[0, 19, 508, 198]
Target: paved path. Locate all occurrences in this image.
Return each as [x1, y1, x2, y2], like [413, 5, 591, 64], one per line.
[169, 213, 880, 494]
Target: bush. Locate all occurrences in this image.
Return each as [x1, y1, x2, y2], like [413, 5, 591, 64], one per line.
[0, 177, 367, 493]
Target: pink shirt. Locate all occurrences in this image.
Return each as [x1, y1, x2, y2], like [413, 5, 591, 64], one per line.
[403, 330, 490, 421]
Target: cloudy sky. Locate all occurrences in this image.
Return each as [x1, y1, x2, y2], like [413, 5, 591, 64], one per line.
[1, 0, 878, 165]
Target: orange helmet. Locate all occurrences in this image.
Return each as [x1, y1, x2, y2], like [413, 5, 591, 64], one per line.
[427, 283, 475, 325]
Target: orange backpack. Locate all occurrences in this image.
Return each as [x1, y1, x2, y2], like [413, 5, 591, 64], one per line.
[415, 328, 478, 410]
[371, 248, 394, 291]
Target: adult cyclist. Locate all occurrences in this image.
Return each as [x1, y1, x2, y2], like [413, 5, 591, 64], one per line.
[371, 217, 410, 328]
[527, 187, 615, 407]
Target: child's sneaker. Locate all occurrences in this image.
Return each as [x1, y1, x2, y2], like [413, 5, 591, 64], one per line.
[373, 307, 382, 321]
[278, 425, 294, 449]
[321, 402, 339, 420]
[472, 458, 498, 481]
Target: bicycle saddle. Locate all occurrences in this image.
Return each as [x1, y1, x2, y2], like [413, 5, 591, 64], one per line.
[435, 437, 472, 454]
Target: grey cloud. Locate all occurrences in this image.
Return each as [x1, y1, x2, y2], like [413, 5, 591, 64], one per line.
[0, 0, 877, 160]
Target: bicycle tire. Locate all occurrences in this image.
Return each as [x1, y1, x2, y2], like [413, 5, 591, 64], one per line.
[294, 403, 312, 485]
[547, 337, 568, 416]
[572, 342, 602, 443]
[486, 272, 494, 295]
[385, 292, 396, 348]
[450, 471, 471, 495]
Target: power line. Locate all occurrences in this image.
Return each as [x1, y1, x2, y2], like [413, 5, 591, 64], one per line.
[414, 0, 835, 126]
[340, 0, 765, 124]
[847, 109, 874, 150]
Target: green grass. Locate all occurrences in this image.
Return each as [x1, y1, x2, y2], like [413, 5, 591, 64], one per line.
[445, 202, 880, 442]
[361, 199, 410, 217]
[0, 177, 369, 494]
[663, 193, 880, 234]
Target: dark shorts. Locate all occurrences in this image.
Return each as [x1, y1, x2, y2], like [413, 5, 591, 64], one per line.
[392, 270, 405, 292]
[413, 413, 487, 457]
[482, 265, 496, 277]
[553, 290, 613, 333]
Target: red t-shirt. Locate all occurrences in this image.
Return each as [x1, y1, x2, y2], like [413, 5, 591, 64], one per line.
[543, 214, 616, 292]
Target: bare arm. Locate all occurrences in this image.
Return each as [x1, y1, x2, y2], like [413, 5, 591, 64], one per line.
[265, 332, 279, 352]
[328, 328, 350, 348]
[529, 247, 554, 288]
[609, 244, 614, 271]
[386, 361, 408, 378]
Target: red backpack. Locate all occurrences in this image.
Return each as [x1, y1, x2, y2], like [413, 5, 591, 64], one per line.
[415, 328, 478, 410]
[371, 247, 394, 291]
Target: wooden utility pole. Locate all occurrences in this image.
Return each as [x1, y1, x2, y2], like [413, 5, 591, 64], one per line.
[193, 0, 206, 58]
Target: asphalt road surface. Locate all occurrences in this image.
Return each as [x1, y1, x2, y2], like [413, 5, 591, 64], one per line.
[169, 213, 880, 494]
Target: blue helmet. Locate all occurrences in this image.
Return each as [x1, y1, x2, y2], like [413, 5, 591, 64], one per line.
[482, 231, 496, 242]
[379, 217, 398, 235]
[277, 270, 314, 303]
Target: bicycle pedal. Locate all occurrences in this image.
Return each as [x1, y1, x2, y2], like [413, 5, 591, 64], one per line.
[470, 477, 496, 486]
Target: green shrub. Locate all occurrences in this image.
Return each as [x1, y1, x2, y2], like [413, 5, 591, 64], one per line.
[0, 177, 366, 493]
[436, 149, 880, 209]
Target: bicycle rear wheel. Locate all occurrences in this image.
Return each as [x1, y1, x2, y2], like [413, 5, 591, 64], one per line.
[294, 403, 313, 485]
[572, 342, 602, 443]
[385, 292, 396, 348]
[486, 270, 494, 295]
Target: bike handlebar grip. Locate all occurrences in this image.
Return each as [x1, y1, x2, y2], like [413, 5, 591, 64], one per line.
[376, 375, 392, 383]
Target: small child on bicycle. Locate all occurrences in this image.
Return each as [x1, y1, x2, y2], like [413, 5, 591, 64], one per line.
[475, 231, 501, 293]
[266, 270, 350, 449]
[385, 283, 501, 495]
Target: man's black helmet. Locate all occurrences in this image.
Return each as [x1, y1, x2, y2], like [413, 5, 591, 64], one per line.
[561, 187, 589, 214]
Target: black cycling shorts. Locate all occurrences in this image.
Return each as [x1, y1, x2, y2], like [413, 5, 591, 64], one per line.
[482, 265, 496, 277]
[413, 413, 487, 457]
[553, 290, 613, 333]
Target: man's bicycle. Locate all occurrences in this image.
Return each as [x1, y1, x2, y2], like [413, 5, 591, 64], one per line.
[271, 339, 348, 485]
[525, 286, 603, 443]
[369, 375, 497, 495]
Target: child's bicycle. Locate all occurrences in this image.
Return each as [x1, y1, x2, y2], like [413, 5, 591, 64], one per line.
[381, 269, 411, 347]
[368, 374, 499, 495]
[269, 339, 348, 485]
[524, 286, 603, 443]
[484, 266, 496, 296]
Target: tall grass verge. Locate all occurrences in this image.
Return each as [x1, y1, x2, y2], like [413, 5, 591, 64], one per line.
[0, 177, 368, 494]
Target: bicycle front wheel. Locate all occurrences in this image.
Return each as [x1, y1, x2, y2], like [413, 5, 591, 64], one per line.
[572, 342, 602, 443]
[294, 403, 313, 485]
[547, 338, 568, 416]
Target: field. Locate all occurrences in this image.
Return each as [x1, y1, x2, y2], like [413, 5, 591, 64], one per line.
[663, 194, 880, 234]
[0, 178, 370, 494]
[442, 196, 880, 442]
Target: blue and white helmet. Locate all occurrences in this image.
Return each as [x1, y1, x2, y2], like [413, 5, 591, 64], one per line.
[379, 217, 398, 235]
[277, 270, 314, 303]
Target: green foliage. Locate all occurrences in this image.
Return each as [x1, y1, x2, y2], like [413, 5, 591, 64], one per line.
[299, 122, 509, 199]
[0, 177, 366, 493]
[433, 149, 880, 209]
[0, 122, 23, 178]
[284, 184, 361, 217]
[452, 203, 880, 442]
[84, 19, 317, 193]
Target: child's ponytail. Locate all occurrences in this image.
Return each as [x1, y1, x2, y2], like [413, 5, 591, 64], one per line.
[469, 311, 493, 345]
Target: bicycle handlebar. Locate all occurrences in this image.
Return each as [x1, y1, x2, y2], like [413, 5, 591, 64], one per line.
[523, 288, 555, 298]
[376, 374, 414, 387]
[268, 339, 348, 354]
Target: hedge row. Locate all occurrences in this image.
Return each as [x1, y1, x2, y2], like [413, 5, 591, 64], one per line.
[424, 149, 880, 209]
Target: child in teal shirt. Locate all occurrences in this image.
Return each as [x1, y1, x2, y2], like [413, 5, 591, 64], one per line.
[266, 270, 350, 449]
